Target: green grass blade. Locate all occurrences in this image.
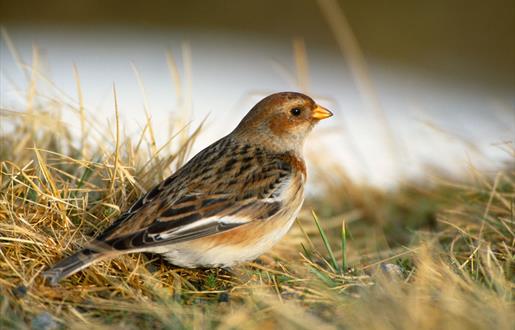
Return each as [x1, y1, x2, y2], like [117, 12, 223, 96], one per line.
[311, 210, 339, 272]
[308, 266, 337, 287]
[300, 242, 312, 260]
[76, 165, 94, 190]
[341, 220, 347, 272]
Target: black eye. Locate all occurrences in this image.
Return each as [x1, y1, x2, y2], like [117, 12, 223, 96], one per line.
[290, 108, 302, 116]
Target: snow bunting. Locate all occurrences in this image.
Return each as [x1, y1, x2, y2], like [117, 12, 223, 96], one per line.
[43, 91, 333, 285]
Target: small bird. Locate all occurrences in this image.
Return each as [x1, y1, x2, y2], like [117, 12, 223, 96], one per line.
[43, 92, 332, 285]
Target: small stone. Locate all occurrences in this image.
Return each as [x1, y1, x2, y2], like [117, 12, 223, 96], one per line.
[380, 263, 403, 279]
[173, 293, 182, 302]
[146, 263, 159, 274]
[12, 285, 27, 299]
[280, 291, 296, 300]
[218, 292, 230, 303]
[31, 312, 58, 330]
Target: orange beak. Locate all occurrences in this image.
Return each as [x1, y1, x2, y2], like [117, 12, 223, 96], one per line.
[312, 105, 333, 120]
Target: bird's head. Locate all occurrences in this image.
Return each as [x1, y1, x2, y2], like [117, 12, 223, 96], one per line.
[232, 92, 333, 153]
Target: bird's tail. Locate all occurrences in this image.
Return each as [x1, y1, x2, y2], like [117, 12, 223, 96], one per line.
[43, 249, 106, 286]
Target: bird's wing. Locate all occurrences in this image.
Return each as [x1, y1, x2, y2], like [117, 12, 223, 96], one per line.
[93, 137, 297, 251]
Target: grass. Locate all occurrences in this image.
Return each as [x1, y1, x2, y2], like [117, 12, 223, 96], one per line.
[1, 41, 514, 330]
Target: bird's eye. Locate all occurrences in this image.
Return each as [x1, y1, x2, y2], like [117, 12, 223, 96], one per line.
[290, 108, 302, 116]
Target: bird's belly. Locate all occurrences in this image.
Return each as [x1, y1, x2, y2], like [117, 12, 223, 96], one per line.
[155, 206, 301, 268]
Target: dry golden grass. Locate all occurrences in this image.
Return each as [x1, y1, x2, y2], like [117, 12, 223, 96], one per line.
[1, 85, 513, 330]
[0, 34, 513, 330]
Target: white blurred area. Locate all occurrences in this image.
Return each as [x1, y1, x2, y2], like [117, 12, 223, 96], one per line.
[1, 4, 514, 188]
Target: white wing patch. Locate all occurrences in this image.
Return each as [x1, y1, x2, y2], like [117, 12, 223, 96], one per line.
[149, 215, 251, 241]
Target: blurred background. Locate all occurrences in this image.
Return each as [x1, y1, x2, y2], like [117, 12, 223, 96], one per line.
[1, 0, 514, 188]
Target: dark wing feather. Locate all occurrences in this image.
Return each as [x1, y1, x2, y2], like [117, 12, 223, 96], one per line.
[94, 136, 294, 251]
